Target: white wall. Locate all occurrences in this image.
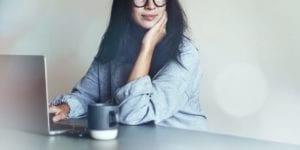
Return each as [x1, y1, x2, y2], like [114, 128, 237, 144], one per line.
[181, 0, 300, 145]
[1, 0, 299, 145]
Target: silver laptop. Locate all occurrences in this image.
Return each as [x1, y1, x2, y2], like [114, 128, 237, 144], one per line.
[0, 55, 86, 135]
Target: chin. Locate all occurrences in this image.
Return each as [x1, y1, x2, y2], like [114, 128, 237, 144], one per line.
[140, 22, 155, 29]
[141, 25, 152, 29]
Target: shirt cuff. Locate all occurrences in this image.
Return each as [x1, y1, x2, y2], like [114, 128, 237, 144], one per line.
[50, 95, 85, 118]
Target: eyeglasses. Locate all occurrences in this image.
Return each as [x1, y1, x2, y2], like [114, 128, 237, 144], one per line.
[133, 0, 167, 8]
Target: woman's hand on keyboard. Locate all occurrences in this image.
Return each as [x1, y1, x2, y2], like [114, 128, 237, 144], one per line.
[49, 104, 70, 122]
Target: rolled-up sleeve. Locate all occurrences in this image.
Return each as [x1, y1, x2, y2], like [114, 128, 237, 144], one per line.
[115, 42, 201, 125]
[50, 60, 100, 118]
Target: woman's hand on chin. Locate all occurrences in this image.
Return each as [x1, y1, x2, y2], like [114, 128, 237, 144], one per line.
[142, 11, 168, 51]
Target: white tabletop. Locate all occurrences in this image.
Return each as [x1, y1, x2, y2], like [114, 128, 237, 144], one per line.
[1, 124, 299, 150]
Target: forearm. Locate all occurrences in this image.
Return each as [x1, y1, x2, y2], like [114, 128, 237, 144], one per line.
[128, 44, 154, 82]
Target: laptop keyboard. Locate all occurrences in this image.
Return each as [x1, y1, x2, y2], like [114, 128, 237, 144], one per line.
[49, 113, 88, 136]
[50, 122, 72, 131]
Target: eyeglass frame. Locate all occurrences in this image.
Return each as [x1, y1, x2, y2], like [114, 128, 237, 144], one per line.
[132, 0, 167, 8]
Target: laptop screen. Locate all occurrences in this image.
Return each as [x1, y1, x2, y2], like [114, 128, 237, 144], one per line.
[0, 55, 49, 134]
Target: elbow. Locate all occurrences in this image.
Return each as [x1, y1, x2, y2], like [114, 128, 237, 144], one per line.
[119, 105, 154, 125]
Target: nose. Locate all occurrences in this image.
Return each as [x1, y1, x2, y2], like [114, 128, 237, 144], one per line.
[145, 0, 156, 10]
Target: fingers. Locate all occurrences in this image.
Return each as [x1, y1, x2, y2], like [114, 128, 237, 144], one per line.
[49, 106, 67, 122]
[52, 111, 67, 122]
[49, 106, 60, 114]
[152, 11, 167, 30]
[158, 11, 168, 28]
[162, 11, 168, 24]
[161, 13, 167, 29]
[159, 12, 167, 35]
[158, 12, 168, 33]
[163, 11, 168, 25]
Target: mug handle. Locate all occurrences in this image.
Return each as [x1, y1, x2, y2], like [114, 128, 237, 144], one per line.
[109, 111, 118, 128]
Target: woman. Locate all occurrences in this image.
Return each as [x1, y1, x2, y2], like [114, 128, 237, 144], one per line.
[50, 0, 208, 131]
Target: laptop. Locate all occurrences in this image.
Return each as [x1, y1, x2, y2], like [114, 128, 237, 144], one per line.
[0, 54, 87, 135]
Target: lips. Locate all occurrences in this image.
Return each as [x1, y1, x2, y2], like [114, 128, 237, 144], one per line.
[142, 14, 158, 21]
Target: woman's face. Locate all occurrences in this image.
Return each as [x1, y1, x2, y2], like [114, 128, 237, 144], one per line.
[131, 0, 167, 29]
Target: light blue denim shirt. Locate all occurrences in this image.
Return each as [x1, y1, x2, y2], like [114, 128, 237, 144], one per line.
[51, 38, 208, 131]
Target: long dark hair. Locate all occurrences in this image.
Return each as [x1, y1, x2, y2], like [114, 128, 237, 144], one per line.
[95, 0, 188, 77]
